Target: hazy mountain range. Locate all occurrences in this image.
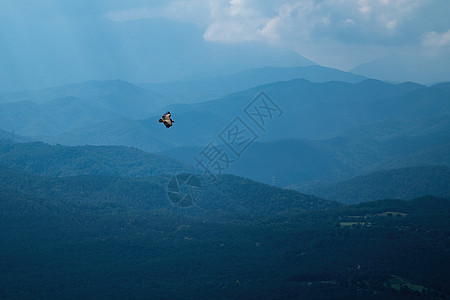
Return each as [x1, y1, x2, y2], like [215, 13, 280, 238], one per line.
[292, 165, 450, 204]
[140, 65, 367, 104]
[1, 64, 449, 194]
[3, 69, 449, 148]
[1, 139, 449, 206]
[0, 142, 339, 216]
[350, 52, 450, 84]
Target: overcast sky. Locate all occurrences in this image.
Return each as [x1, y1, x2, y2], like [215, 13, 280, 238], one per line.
[103, 0, 450, 69]
[1, 0, 449, 83]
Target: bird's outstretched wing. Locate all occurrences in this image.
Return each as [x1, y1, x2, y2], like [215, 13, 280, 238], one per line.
[159, 111, 174, 128]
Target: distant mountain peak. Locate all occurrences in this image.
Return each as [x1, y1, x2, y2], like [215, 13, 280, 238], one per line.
[350, 53, 450, 84]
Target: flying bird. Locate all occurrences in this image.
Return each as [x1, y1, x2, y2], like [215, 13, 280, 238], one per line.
[159, 111, 175, 128]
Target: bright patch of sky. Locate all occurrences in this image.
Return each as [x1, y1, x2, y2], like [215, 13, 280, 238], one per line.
[0, 0, 449, 79]
[102, 0, 450, 70]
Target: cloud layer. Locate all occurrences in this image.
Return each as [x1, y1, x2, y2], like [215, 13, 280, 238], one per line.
[104, 0, 450, 48]
[1, 0, 449, 85]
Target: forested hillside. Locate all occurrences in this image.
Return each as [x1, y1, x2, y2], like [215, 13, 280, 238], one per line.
[0, 140, 195, 177]
[1, 167, 448, 299]
[0, 163, 338, 217]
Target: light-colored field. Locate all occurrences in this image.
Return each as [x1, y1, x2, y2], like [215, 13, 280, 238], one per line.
[339, 222, 371, 227]
[387, 275, 427, 293]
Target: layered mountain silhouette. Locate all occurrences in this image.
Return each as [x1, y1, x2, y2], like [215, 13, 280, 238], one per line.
[291, 165, 450, 204]
[4, 76, 448, 150]
[1, 68, 449, 191]
[351, 53, 450, 84]
[140, 65, 367, 104]
[0, 147, 339, 217]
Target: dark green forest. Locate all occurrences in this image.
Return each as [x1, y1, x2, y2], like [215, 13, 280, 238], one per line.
[0, 140, 196, 177]
[1, 154, 449, 299]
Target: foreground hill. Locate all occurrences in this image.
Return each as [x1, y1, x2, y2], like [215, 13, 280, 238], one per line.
[0, 141, 339, 215]
[1, 168, 448, 298]
[291, 166, 450, 204]
[0, 140, 195, 177]
[0, 164, 339, 218]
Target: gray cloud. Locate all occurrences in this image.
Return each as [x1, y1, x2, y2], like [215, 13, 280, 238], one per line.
[1, 0, 449, 83]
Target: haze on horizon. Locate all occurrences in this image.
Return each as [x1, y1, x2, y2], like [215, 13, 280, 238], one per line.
[1, 0, 449, 90]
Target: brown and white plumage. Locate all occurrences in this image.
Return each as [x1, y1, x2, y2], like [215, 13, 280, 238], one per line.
[159, 111, 174, 128]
